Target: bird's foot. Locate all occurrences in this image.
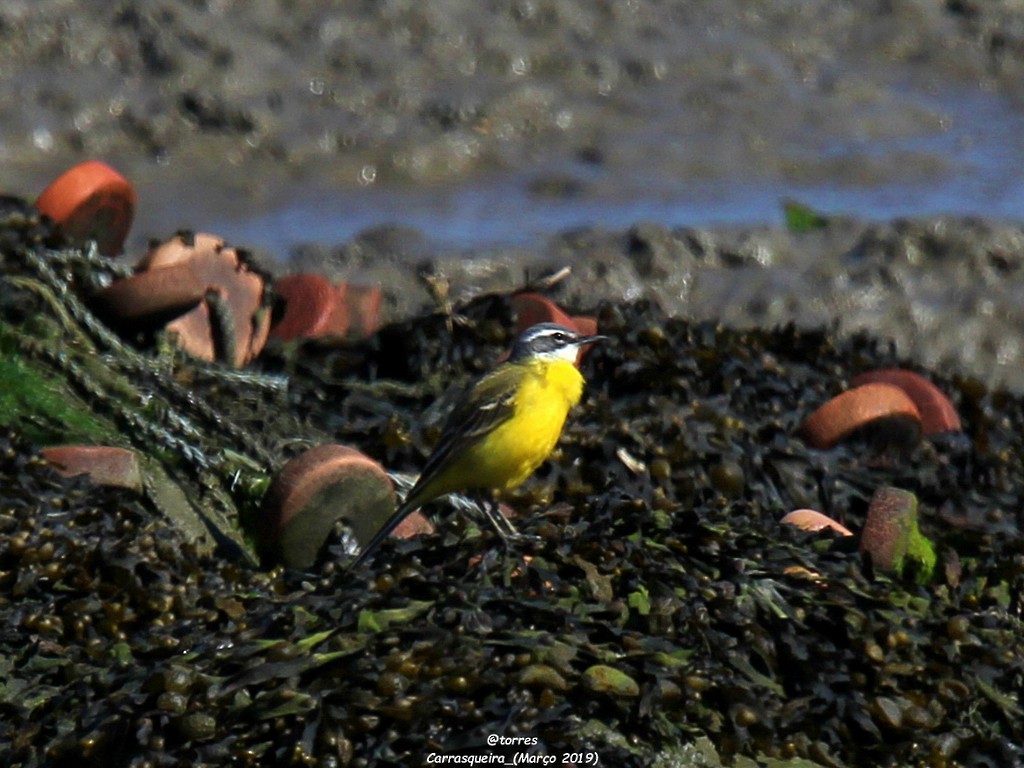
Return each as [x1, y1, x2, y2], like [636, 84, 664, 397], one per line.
[498, 530, 543, 549]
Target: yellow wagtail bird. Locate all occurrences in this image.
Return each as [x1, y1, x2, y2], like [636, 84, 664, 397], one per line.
[351, 322, 605, 568]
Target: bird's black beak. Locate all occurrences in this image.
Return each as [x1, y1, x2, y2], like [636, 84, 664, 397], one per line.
[577, 334, 607, 346]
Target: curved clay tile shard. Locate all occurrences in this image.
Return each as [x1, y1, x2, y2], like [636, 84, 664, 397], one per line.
[799, 383, 922, 450]
[40, 445, 143, 492]
[36, 160, 136, 256]
[139, 233, 268, 367]
[269, 273, 347, 341]
[781, 509, 854, 537]
[256, 444, 401, 569]
[92, 262, 205, 328]
[851, 369, 962, 435]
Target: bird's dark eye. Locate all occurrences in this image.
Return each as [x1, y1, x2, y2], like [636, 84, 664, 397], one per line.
[552, 332, 568, 343]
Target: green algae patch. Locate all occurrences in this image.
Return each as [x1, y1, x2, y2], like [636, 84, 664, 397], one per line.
[356, 600, 434, 633]
[782, 199, 829, 233]
[905, 520, 938, 584]
[581, 664, 641, 697]
[0, 320, 116, 445]
[517, 663, 569, 691]
[861, 487, 938, 584]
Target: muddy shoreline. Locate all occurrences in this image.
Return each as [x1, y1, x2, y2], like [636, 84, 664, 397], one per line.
[5, 2, 1024, 389]
[286, 213, 1024, 391]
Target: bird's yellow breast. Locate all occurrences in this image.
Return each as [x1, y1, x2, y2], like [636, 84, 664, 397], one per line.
[457, 358, 584, 492]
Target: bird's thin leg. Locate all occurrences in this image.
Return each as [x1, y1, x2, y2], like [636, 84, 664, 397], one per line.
[483, 498, 518, 537]
[478, 499, 542, 546]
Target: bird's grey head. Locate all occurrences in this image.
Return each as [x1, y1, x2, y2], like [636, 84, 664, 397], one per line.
[508, 322, 605, 363]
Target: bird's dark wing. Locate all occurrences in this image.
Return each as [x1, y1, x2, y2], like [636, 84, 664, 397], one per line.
[413, 365, 521, 492]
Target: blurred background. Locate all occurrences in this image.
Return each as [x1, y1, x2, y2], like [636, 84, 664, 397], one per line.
[3, 1, 1023, 255]
[6, 1, 1024, 385]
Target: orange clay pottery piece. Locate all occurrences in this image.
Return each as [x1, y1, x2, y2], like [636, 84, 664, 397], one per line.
[799, 383, 922, 450]
[91, 261, 205, 328]
[140, 232, 269, 367]
[256, 444, 399, 569]
[270, 274, 346, 341]
[40, 445, 143, 492]
[36, 160, 136, 256]
[851, 368, 962, 436]
[859, 486, 937, 582]
[344, 283, 382, 338]
[781, 508, 854, 537]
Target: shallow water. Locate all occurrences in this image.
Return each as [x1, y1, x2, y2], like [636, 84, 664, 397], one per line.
[128, 84, 1024, 258]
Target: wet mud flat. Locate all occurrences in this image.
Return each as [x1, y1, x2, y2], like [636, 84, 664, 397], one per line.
[2, 212, 1024, 767]
[8, 0, 1024, 256]
[296, 211, 1024, 395]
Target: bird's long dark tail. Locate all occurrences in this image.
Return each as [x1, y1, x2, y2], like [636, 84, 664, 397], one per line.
[347, 497, 419, 570]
